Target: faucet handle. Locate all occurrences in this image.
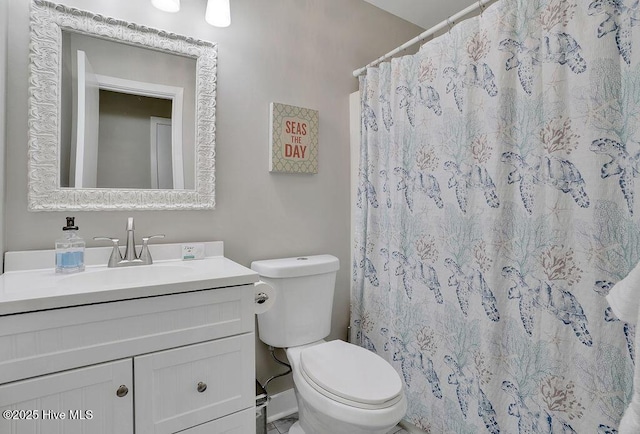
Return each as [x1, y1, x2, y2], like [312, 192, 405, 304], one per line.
[139, 234, 165, 265]
[94, 237, 123, 267]
[94, 236, 119, 242]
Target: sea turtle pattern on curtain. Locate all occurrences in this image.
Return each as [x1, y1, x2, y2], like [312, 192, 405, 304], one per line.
[352, 0, 640, 432]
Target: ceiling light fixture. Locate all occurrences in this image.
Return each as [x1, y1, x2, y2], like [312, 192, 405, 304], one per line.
[205, 0, 231, 27]
[151, 0, 180, 13]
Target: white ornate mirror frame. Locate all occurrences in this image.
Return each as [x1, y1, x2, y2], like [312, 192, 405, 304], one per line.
[28, 0, 217, 210]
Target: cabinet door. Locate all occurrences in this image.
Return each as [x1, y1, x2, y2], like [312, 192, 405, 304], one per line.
[177, 408, 256, 434]
[135, 334, 254, 434]
[0, 359, 133, 434]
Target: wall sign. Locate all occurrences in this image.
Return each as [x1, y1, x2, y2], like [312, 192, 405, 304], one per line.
[269, 102, 319, 173]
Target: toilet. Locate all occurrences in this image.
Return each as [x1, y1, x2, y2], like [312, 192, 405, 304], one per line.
[251, 255, 407, 434]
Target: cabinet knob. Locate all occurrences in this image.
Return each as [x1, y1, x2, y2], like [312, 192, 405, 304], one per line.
[197, 382, 207, 393]
[116, 385, 129, 397]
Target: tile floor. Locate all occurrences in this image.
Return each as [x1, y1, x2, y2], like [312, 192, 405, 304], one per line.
[267, 413, 409, 434]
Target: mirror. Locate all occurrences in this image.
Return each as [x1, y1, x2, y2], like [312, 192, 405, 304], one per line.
[28, 0, 217, 210]
[60, 32, 196, 190]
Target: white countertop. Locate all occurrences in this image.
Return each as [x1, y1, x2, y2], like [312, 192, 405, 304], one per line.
[0, 242, 259, 316]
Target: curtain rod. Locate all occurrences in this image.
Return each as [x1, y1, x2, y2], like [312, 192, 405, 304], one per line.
[353, 0, 496, 77]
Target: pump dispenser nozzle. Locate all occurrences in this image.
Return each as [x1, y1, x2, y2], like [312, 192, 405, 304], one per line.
[63, 217, 78, 231]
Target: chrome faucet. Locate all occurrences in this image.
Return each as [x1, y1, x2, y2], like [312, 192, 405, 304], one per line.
[123, 217, 137, 262]
[95, 217, 165, 267]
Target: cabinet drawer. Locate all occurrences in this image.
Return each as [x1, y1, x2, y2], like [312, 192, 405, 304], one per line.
[177, 408, 255, 433]
[0, 285, 253, 384]
[135, 333, 255, 434]
[0, 359, 133, 434]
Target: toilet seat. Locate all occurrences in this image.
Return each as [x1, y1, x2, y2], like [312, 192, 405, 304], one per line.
[299, 340, 403, 410]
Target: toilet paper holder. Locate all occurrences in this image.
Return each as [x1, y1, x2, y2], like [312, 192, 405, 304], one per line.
[253, 280, 276, 314]
[255, 292, 269, 304]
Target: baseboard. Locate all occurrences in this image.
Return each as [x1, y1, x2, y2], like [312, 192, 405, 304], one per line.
[266, 388, 298, 423]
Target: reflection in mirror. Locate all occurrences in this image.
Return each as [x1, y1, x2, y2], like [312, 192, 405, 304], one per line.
[92, 91, 173, 189]
[60, 31, 196, 190]
[28, 0, 217, 210]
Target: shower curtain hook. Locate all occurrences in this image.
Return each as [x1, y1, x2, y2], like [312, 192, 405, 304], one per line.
[447, 17, 454, 33]
[479, 0, 486, 15]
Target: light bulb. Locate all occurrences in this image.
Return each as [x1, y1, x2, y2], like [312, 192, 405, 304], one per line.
[206, 0, 231, 27]
[151, 0, 180, 13]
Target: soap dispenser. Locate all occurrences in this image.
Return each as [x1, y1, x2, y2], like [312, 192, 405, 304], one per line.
[55, 217, 85, 273]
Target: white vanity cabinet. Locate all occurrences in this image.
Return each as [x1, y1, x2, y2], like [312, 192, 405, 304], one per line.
[134, 334, 254, 434]
[0, 359, 134, 434]
[0, 246, 259, 434]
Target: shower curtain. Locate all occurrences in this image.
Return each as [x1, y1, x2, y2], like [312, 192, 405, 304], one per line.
[352, 0, 640, 432]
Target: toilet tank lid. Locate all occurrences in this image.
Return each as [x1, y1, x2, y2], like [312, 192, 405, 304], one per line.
[251, 255, 339, 278]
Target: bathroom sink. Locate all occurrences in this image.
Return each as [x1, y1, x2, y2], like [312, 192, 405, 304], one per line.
[0, 241, 260, 316]
[59, 265, 193, 289]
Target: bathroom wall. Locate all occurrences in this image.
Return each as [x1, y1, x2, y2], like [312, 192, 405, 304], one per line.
[0, 0, 6, 259]
[4, 0, 421, 393]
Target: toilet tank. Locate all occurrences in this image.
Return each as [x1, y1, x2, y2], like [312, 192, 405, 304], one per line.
[251, 255, 339, 348]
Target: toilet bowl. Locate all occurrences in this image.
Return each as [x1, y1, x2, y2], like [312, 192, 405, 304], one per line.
[251, 255, 407, 434]
[286, 340, 407, 434]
